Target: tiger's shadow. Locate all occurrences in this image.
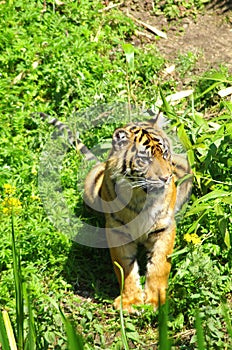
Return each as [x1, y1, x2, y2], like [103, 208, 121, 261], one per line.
[63, 243, 118, 302]
[62, 204, 148, 304]
[62, 206, 118, 303]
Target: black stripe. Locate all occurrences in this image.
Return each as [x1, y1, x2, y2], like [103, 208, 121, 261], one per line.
[110, 228, 132, 241]
[131, 144, 137, 152]
[143, 139, 150, 146]
[89, 170, 104, 200]
[152, 137, 161, 143]
[172, 162, 189, 172]
[148, 226, 168, 236]
[122, 150, 128, 174]
[79, 144, 99, 161]
[129, 157, 133, 169]
[111, 212, 127, 226]
[125, 195, 143, 213]
[94, 168, 105, 184]
[104, 178, 116, 201]
[138, 130, 147, 143]
[129, 125, 138, 131]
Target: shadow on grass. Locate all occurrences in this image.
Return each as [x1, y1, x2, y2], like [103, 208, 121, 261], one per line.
[61, 199, 151, 305]
[62, 207, 118, 303]
[63, 243, 118, 301]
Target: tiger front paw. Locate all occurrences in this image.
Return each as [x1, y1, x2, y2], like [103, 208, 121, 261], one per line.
[113, 293, 144, 313]
[144, 288, 166, 311]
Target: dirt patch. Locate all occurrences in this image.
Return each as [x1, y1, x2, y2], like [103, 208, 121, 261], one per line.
[121, 1, 232, 74]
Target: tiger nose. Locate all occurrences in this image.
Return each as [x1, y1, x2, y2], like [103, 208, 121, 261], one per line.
[159, 175, 170, 183]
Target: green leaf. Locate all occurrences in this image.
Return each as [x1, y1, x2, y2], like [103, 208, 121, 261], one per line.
[201, 72, 231, 83]
[11, 215, 24, 349]
[221, 304, 232, 339]
[2, 310, 17, 350]
[187, 149, 195, 168]
[60, 308, 84, 350]
[185, 204, 210, 216]
[223, 101, 232, 113]
[168, 247, 188, 259]
[191, 190, 230, 207]
[126, 331, 140, 342]
[195, 310, 206, 350]
[159, 88, 176, 120]
[122, 43, 134, 71]
[0, 312, 11, 350]
[197, 81, 220, 98]
[158, 302, 171, 350]
[24, 288, 36, 350]
[177, 124, 192, 150]
[223, 228, 231, 249]
[221, 196, 232, 205]
[193, 113, 208, 128]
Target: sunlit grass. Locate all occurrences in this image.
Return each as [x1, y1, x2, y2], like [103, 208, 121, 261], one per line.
[0, 0, 231, 349]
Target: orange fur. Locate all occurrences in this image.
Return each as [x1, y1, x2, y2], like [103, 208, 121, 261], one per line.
[84, 121, 192, 312]
[35, 112, 191, 312]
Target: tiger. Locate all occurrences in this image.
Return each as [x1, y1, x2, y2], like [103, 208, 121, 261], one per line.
[33, 111, 192, 313]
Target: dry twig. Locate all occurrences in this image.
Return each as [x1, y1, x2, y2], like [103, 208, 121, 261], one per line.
[125, 11, 167, 39]
[99, 2, 123, 12]
[134, 29, 153, 40]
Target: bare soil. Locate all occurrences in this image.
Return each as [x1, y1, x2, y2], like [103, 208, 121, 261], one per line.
[121, 0, 232, 74]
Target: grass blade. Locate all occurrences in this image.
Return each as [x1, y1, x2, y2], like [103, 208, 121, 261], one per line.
[0, 311, 11, 350]
[221, 303, 232, 340]
[158, 301, 170, 350]
[11, 215, 24, 350]
[195, 310, 206, 350]
[2, 310, 17, 350]
[122, 43, 135, 72]
[24, 288, 36, 350]
[159, 88, 177, 120]
[60, 308, 84, 350]
[114, 261, 130, 350]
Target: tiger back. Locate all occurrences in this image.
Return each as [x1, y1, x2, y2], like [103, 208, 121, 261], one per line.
[84, 119, 192, 312]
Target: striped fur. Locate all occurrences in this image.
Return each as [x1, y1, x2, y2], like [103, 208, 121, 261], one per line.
[84, 119, 192, 312]
[32, 112, 98, 162]
[34, 112, 192, 312]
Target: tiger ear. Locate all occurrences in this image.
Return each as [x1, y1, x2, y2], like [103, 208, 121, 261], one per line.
[146, 110, 168, 129]
[112, 128, 130, 151]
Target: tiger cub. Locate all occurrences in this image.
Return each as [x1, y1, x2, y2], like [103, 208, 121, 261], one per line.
[84, 119, 192, 312]
[34, 112, 192, 312]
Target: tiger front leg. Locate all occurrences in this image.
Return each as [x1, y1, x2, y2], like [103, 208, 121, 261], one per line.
[109, 243, 144, 313]
[144, 225, 176, 310]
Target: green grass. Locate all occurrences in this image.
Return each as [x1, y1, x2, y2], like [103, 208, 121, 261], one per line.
[0, 0, 232, 349]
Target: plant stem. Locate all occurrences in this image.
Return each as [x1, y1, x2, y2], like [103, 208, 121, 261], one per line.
[11, 214, 24, 350]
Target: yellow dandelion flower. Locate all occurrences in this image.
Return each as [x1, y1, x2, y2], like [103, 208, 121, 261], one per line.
[184, 233, 192, 243]
[1, 197, 22, 215]
[184, 233, 201, 245]
[2, 207, 9, 214]
[191, 233, 201, 245]
[3, 184, 16, 195]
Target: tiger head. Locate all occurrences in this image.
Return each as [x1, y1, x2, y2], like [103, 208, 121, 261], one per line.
[108, 122, 173, 193]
